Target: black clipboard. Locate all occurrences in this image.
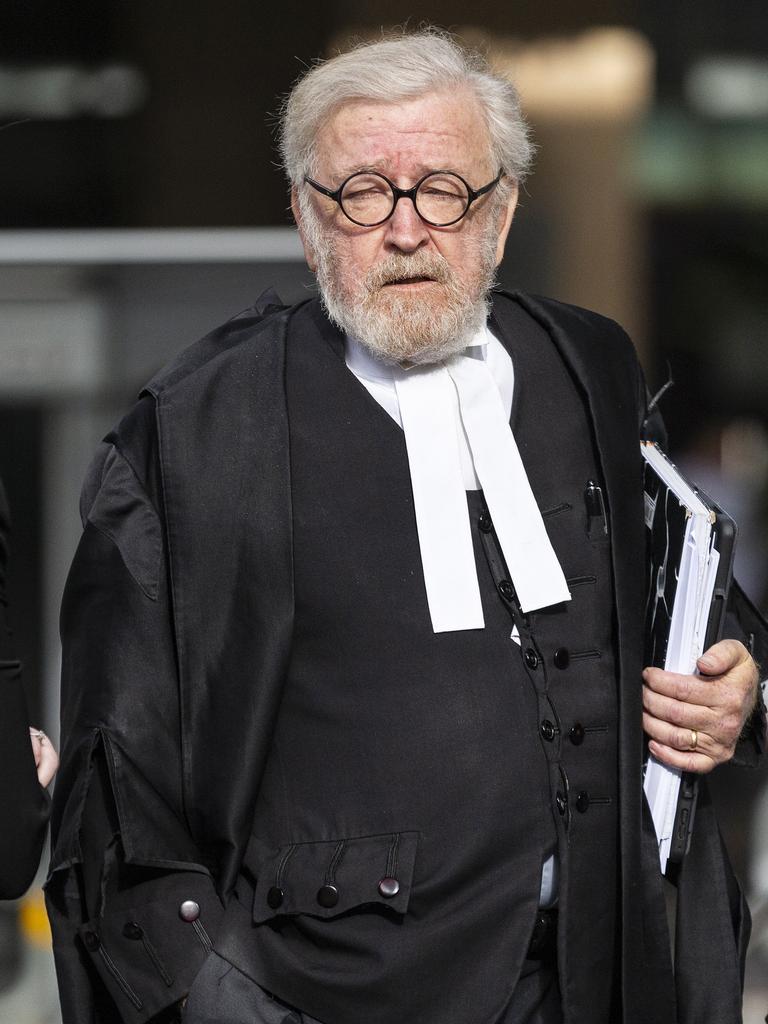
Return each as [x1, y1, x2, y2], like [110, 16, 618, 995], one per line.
[641, 442, 737, 871]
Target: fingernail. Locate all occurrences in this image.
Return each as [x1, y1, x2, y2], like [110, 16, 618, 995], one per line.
[699, 655, 715, 669]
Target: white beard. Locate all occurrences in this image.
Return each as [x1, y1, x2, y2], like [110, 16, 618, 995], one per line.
[302, 203, 499, 366]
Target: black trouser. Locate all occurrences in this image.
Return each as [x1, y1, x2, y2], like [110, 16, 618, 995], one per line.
[496, 956, 562, 1024]
[182, 954, 317, 1023]
[181, 950, 562, 1024]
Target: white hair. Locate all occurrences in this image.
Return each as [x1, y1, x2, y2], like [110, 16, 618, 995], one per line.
[278, 29, 534, 188]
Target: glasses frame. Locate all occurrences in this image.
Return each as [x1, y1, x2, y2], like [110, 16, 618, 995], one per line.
[303, 168, 504, 228]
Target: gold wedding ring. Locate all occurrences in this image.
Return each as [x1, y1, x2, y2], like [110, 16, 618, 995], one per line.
[689, 729, 698, 750]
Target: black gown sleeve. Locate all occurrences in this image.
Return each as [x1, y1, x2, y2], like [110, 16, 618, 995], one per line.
[46, 417, 223, 1024]
[0, 477, 50, 899]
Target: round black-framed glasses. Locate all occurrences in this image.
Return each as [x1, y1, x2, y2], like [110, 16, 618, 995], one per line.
[303, 168, 504, 228]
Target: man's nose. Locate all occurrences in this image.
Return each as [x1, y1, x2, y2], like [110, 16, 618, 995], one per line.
[384, 197, 430, 252]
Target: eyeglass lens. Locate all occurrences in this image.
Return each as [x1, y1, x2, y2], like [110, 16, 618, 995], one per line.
[340, 172, 470, 226]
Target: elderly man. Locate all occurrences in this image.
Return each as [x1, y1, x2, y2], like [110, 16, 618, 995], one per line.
[47, 30, 765, 1024]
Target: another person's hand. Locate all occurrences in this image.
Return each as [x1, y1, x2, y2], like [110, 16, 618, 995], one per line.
[642, 638, 761, 773]
[29, 727, 59, 787]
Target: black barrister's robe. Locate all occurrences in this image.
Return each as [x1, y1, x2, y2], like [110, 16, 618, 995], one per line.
[46, 290, 766, 1023]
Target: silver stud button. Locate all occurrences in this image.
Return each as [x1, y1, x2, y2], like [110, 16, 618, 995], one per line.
[179, 900, 200, 922]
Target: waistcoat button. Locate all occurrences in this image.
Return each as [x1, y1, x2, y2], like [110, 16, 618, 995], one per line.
[122, 922, 143, 940]
[83, 931, 100, 951]
[179, 900, 200, 922]
[555, 791, 567, 815]
[524, 647, 539, 670]
[267, 886, 285, 910]
[553, 647, 570, 669]
[576, 791, 590, 813]
[478, 510, 493, 533]
[378, 877, 400, 898]
[317, 884, 339, 908]
[540, 719, 556, 742]
[569, 723, 585, 745]
[498, 579, 515, 601]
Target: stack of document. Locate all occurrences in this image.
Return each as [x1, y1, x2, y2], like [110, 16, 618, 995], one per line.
[641, 441, 736, 873]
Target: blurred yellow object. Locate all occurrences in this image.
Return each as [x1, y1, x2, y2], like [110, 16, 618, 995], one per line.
[19, 888, 51, 950]
[486, 28, 655, 122]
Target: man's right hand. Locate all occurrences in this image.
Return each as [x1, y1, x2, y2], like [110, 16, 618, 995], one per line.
[29, 727, 58, 787]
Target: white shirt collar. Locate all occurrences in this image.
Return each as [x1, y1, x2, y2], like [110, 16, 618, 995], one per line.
[346, 324, 514, 431]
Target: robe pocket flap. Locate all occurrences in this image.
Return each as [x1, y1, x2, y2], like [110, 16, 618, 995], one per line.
[249, 831, 419, 923]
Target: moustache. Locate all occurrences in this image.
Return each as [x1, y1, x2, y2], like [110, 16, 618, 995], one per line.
[365, 252, 453, 291]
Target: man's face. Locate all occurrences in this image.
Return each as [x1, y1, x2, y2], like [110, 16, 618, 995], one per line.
[294, 89, 518, 364]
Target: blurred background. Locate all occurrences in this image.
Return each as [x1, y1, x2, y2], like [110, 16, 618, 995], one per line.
[0, 1, 766, 1020]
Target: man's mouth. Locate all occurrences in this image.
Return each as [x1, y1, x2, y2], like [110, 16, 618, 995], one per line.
[382, 275, 437, 287]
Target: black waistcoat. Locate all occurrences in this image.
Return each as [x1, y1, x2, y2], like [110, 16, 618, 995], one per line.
[236, 300, 619, 1024]
[492, 301, 620, 1022]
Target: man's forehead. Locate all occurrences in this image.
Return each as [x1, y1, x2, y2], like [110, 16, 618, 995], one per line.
[315, 91, 492, 177]
[321, 89, 484, 133]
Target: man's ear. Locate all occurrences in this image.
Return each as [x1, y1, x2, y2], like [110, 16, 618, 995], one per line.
[291, 187, 317, 272]
[494, 181, 519, 268]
